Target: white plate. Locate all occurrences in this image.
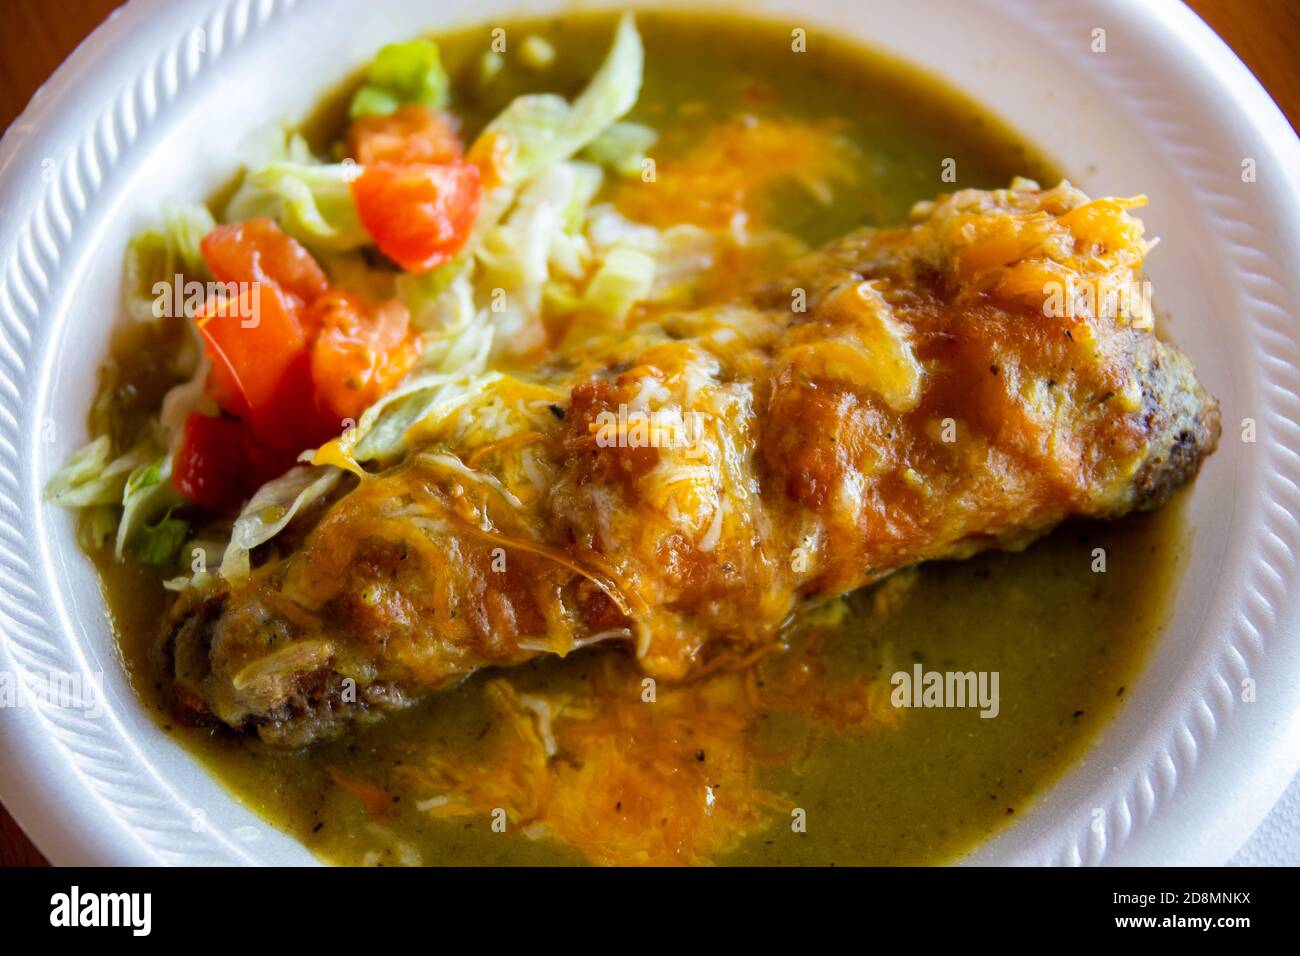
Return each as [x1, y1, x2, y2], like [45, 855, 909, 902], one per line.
[1, 0, 1298, 866]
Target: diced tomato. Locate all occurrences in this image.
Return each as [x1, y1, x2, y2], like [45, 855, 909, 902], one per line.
[240, 424, 307, 490]
[352, 161, 482, 272]
[172, 411, 316, 512]
[259, 348, 343, 450]
[172, 412, 250, 512]
[347, 104, 464, 166]
[195, 283, 342, 449]
[307, 291, 420, 424]
[204, 351, 250, 419]
[196, 283, 303, 424]
[200, 218, 329, 308]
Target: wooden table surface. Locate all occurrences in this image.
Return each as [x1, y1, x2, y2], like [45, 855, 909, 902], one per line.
[1, 0, 1297, 867]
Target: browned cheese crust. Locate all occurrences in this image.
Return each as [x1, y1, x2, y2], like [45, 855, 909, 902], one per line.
[167, 182, 1219, 745]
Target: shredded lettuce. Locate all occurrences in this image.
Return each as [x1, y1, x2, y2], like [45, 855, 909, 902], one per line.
[584, 204, 720, 303]
[44, 436, 153, 508]
[80, 506, 119, 551]
[238, 126, 319, 170]
[479, 171, 569, 299]
[220, 466, 343, 581]
[580, 121, 657, 178]
[116, 453, 183, 560]
[46, 431, 183, 562]
[584, 246, 656, 323]
[132, 508, 189, 565]
[491, 13, 641, 180]
[551, 162, 604, 277]
[350, 87, 401, 118]
[225, 161, 368, 251]
[395, 260, 465, 322]
[457, 17, 644, 350]
[398, 272, 495, 370]
[351, 371, 503, 465]
[551, 14, 644, 162]
[350, 40, 451, 118]
[163, 202, 216, 279]
[431, 14, 644, 289]
[224, 128, 365, 250]
[477, 162, 604, 354]
[122, 201, 217, 322]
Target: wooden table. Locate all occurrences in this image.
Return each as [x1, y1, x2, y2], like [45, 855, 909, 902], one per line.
[1, 0, 1297, 867]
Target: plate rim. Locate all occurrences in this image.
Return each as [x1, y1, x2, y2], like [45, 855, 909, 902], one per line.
[1, 0, 1299, 866]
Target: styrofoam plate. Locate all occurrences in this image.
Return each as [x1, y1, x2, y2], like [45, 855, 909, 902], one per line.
[1, 0, 1298, 865]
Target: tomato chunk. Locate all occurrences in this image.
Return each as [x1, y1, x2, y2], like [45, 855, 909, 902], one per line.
[347, 105, 464, 166]
[352, 161, 482, 272]
[172, 412, 249, 512]
[172, 411, 315, 512]
[200, 218, 329, 307]
[197, 282, 304, 421]
[240, 423, 308, 490]
[307, 291, 420, 424]
[196, 283, 341, 448]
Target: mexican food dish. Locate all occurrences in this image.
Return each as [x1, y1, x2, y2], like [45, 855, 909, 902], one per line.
[48, 11, 1218, 865]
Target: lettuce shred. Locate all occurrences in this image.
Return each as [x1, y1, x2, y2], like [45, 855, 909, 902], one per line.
[45, 436, 149, 509]
[219, 466, 343, 581]
[122, 201, 216, 322]
[350, 40, 450, 118]
[429, 13, 644, 290]
[133, 509, 189, 565]
[580, 121, 657, 178]
[584, 246, 656, 323]
[226, 159, 368, 251]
